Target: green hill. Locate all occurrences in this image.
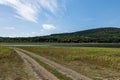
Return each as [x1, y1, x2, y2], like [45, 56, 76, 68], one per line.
[49, 27, 120, 42]
[52, 27, 120, 37]
[1, 27, 120, 43]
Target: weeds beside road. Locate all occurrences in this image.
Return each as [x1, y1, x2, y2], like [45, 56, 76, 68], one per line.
[19, 46, 120, 80]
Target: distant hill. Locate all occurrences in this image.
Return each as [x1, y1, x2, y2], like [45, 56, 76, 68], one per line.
[52, 27, 120, 37]
[1, 27, 120, 43]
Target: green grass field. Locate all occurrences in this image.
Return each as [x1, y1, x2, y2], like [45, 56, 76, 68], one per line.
[0, 46, 38, 80]
[19, 46, 120, 80]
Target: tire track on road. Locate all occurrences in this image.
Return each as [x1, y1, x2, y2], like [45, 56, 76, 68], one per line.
[17, 48, 91, 80]
[15, 48, 59, 80]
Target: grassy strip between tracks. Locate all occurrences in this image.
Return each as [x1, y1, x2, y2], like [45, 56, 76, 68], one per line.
[22, 50, 73, 80]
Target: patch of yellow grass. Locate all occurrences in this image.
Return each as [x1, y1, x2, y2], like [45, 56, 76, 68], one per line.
[19, 46, 120, 80]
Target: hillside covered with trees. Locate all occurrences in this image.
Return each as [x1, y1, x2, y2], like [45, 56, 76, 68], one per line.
[1, 27, 120, 43]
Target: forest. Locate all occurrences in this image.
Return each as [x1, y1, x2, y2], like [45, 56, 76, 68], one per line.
[1, 27, 120, 43]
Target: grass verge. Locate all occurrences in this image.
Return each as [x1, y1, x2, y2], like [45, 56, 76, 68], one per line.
[0, 46, 39, 80]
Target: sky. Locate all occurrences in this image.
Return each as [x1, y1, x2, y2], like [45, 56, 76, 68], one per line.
[0, 0, 120, 37]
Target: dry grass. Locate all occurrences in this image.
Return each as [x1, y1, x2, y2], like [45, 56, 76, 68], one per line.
[19, 46, 120, 80]
[0, 46, 38, 80]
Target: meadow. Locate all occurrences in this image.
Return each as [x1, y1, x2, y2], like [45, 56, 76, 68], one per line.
[0, 46, 38, 80]
[19, 46, 120, 80]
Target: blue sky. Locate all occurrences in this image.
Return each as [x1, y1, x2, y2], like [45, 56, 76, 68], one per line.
[0, 0, 120, 37]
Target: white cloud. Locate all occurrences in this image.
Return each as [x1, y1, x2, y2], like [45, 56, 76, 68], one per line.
[4, 27, 15, 30]
[42, 24, 56, 30]
[0, 0, 65, 22]
[31, 32, 37, 34]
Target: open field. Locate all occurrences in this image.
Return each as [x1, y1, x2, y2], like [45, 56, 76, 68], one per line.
[18, 46, 120, 80]
[0, 46, 39, 80]
[17, 48, 90, 80]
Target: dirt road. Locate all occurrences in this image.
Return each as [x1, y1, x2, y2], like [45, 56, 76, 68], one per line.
[16, 48, 91, 80]
[14, 48, 59, 80]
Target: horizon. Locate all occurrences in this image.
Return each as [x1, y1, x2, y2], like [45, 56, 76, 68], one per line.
[1, 27, 119, 38]
[1, 0, 120, 37]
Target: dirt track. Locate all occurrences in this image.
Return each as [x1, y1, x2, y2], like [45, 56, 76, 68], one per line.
[16, 48, 91, 80]
[14, 48, 59, 80]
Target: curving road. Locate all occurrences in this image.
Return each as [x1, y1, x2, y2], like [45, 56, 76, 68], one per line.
[16, 48, 91, 80]
[14, 48, 59, 80]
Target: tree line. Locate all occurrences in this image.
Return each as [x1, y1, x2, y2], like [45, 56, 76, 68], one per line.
[0, 27, 120, 43]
